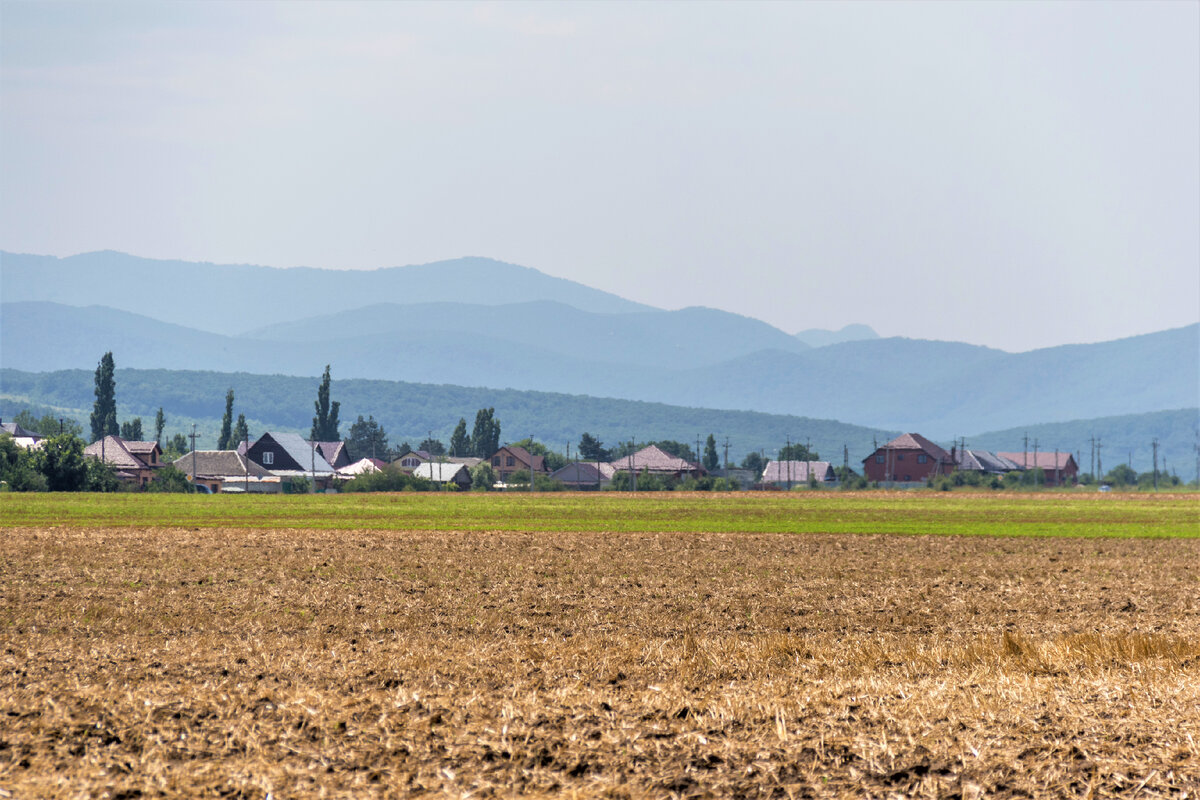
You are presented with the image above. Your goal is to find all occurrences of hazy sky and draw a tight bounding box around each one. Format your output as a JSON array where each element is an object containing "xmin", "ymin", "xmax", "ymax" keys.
[{"xmin": 3, "ymin": 1, "xmax": 1197, "ymax": 351}]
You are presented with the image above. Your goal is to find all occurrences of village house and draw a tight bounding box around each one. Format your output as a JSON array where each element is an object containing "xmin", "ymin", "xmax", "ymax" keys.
[
  {"xmin": 862, "ymin": 433, "xmax": 955, "ymax": 485},
  {"xmin": 413, "ymin": 461, "xmax": 472, "ymax": 490},
  {"xmin": 550, "ymin": 461, "xmax": 616, "ymax": 490},
  {"xmin": 312, "ymin": 440, "xmax": 351, "ymax": 471},
  {"xmin": 997, "ymin": 451, "xmax": 1079, "ymax": 486},
  {"xmin": 609, "ymin": 444, "xmax": 704, "ymax": 480},
  {"xmin": 395, "ymin": 450, "xmax": 431, "ymax": 471},
  {"xmin": 955, "ymin": 449, "xmax": 1022, "ymax": 477},
  {"xmin": 488, "ymin": 445, "xmax": 547, "ymax": 483},
  {"xmin": 761, "ymin": 460, "xmax": 836, "ymax": 488},
  {"xmin": 84, "ymin": 435, "xmax": 164, "ymax": 488},
  {"xmin": 245, "ymin": 431, "xmax": 337, "ymax": 490},
  {"xmin": 173, "ymin": 450, "xmax": 281, "ymax": 493}
]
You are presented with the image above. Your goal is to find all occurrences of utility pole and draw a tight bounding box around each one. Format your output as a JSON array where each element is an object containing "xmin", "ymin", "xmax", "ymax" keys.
[
  {"xmin": 631, "ymin": 438, "xmax": 637, "ymax": 493},
  {"xmin": 1096, "ymin": 437, "xmax": 1103, "ymax": 481},
  {"xmin": 1152, "ymin": 438, "xmax": 1159, "ymax": 491},
  {"xmin": 530, "ymin": 434, "xmax": 535, "ymax": 494},
  {"xmin": 786, "ymin": 436, "xmax": 792, "ymax": 490},
  {"xmin": 189, "ymin": 424, "xmax": 198, "ymax": 491},
  {"xmin": 244, "ymin": 429, "xmax": 249, "ymax": 493},
  {"xmin": 1090, "ymin": 436, "xmax": 1095, "ymax": 480},
  {"xmin": 1023, "ymin": 433, "xmax": 1029, "ymax": 470},
  {"xmin": 843, "ymin": 444, "xmax": 848, "ymax": 473},
  {"xmin": 723, "ymin": 437, "xmax": 730, "ymax": 471},
  {"xmin": 310, "ymin": 436, "xmax": 316, "ymax": 494},
  {"xmin": 1033, "ymin": 438, "xmax": 1039, "ymax": 487},
  {"xmin": 59, "ymin": 418, "xmax": 64, "ymax": 435}
]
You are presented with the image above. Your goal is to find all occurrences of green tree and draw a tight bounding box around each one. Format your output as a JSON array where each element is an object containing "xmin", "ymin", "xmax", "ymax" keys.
[
  {"xmin": 154, "ymin": 408, "xmax": 166, "ymax": 447},
  {"xmin": 655, "ymin": 440, "xmax": 697, "ymax": 462},
  {"xmin": 90, "ymin": 352, "xmax": 118, "ymax": 442},
  {"xmin": 449, "ymin": 418, "xmax": 470, "ymax": 457},
  {"xmin": 469, "ymin": 461, "xmax": 496, "ymax": 491},
  {"xmin": 145, "ymin": 465, "xmax": 194, "ymax": 493},
  {"xmin": 0, "ymin": 434, "xmax": 46, "ymax": 491},
  {"xmin": 347, "ymin": 415, "xmax": 388, "ymax": 461},
  {"xmin": 232, "ymin": 414, "xmax": 249, "ymax": 449},
  {"xmin": 740, "ymin": 451, "xmax": 765, "ymax": 479},
  {"xmin": 218, "ymin": 388, "xmax": 235, "ymax": 449},
  {"xmin": 13, "ymin": 411, "xmax": 81, "ymax": 438},
  {"xmin": 34, "ymin": 434, "xmax": 88, "ymax": 491},
  {"xmin": 578, "ymin": 432, "xmax": 610, "ymax": 462},
  {"xmin": 120, "ymin": 418, "xmax": 144, "ymax": 441},
  {"xmin": 703, "ymin": 434, "xmax": 719, "ymax": 472},
  {"xmin": 470, "ymin": 407, "xmax": 501, "ymax": 458},
  {"xmin": 85, "ymin": 458, "xmax": 122, "ymax": 492},
  {"xmin": 419, "ymin": 437, "xmax": 446, "ymax": 456},
  {"xmin": 1104, "ymin": 463, "xmax": 1138, "ymax": 487},
  {"xmin": 165, "ymin": 433, "xmax": 189, "ymax": 459},
  {"xmin": 311, "ymin": 365, "xmax": 341, "ymax": 441},
  {"xmin": 778, "ymin": 442, "xmax": 819, "ymax": 461}
]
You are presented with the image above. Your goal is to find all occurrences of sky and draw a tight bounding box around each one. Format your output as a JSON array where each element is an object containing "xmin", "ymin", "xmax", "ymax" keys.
[{"xmin": 2, "ymin": 1, "xmax": 1197, "ymax": 351}]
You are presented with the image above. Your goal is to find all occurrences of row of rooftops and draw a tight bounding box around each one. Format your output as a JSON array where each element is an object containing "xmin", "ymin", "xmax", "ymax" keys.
[{"xmin": 867, "ymin": 432, "xmax": 1078, "ymax": 472}]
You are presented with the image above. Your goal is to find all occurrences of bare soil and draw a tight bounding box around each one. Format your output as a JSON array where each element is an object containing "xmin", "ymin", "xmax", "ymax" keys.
[{"xmin": 1, "ymin": 527, "xmax": 1197, "ymax": 798}]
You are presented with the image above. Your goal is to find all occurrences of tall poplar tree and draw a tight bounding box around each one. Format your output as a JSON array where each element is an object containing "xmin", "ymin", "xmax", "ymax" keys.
[
  {"xmin": 470, "ymin": 407, "xmax": 500, "ymax": 458},
  {"xmin": 232, "ymin": 414, "xmax": 249, "ymax": 449},
  {"xmin": 449, "ymin": 418, "xmax": 470, "ymax": 457},
  {"xmin": 154, "ymin": 408, "xmax": 166, "ymax": 447},
  {"xmin": 90, "ymin": 352, "xmax": 118, "ymax": 442},
  {"xmin": 218, "ymin": 388, "xmax": 235, "ymax": 450},
  {"xmin": 703, "ymin": 434, "xmax": 719, "ymax": 472},
  {"xmin": 311, "ymin": 365, "xmax": 341, "ymax": 441}
]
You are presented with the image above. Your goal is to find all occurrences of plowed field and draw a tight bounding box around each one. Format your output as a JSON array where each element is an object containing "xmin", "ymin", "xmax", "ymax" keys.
[{"xmin": 1, "ymin": 499, "xmax": 1198, "ymax": 797}]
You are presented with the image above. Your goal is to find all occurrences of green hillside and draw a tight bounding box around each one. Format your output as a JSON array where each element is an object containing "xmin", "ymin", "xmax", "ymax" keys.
[{"xmin": 0, "ymin": 368, "xmax": 894, "ymax": 466}]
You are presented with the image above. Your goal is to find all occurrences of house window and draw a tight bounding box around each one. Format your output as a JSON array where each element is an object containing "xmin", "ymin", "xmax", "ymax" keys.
[
  {"xmin": 875, "ymin": 454, "xmax": 885, "ymax": 464},
  {"xmin": 896, "ymin": 454, "xmax": 904, "ymax": 461},
  {"xmin": 492, "ymin": 457, "xmax": 500, "ymax": 467},
  {"xmin": 917, "ymin": 454, "xmax": 928, "ymax": 464},
  {"xmin": 506, "ymin": 456, "xmax": 515, "ymax": 467},
  {"xmin": 263, "ymin": 452, "xmax": 274, "ymax": 465},
  {"xmin": 904, "ymin": 474, "xmax": 911, "ymax": 482}
]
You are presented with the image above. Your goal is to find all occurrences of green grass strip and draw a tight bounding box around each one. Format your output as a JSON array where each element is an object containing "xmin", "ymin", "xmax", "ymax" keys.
[{"xmin": 2, "ymin": 492, "xmax": 1197, "ymax": 538}]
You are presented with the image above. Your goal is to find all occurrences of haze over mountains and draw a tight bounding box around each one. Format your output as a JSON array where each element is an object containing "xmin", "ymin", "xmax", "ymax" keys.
[{"xmin": 2, "ymin": 250, "xmax": 1197, "ymax": 446}]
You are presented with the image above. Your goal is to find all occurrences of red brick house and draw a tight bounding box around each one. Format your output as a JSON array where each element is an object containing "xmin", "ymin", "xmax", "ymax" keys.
[{"xmin": 862, "ymin": 433, "xmax": 955, "ymax": 484}]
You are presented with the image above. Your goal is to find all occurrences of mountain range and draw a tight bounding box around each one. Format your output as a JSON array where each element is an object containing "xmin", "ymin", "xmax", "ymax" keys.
[{"xmin": 1, "ymin": 250, "xmax": 1197, "ymax": 447}]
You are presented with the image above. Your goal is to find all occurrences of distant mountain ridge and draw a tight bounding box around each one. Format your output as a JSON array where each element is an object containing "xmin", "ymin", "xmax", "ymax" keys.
[
  {"xmin": 0, "ymin": 250, "xmax": 655, "ymax": 335},
  {"xmin": 794, "ymin": 324, "xmax": 880, "ymax": 348},
  {"xmin": 2, "ymin": 301, "xmax": 1195, "ymax": 438}
]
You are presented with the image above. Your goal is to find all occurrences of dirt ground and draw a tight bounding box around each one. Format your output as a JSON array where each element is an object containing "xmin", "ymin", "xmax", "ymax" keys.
[{"xmin": 1, "ymin": 527, "xmax": 1197, "ymax": 798}]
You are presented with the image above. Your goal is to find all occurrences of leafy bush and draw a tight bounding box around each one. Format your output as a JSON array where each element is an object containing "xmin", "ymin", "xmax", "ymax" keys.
[
  {"xmin": 146, "ymin": 465, "xmax": 196, "ymax": 493},
  {"xmin": 340, "ymin": 465, "xmax": 433, "ymax": 493}
]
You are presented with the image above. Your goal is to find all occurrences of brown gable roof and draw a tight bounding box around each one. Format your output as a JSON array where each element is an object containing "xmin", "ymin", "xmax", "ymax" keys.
[
  {"xmin": 882, "ymin": 433, "xmax": 953, "ymax": 463},
  {"xmin": 174, "ymin": 451, "xmax": 274, "ymax": 479},
  {"xmin": 611, "ymin": 444, "xmax": 700, "ymax": 474},
  {"xmin": 495, "ymin": 445, "xmax": 545, "ymax": 472},
  {"xmin": 997, "ymin": 452, "xmax": 1076, "ymax": 471},
  {"xmin": 84, "ymin": 436, "xmax": 149, "ymax": 469}
]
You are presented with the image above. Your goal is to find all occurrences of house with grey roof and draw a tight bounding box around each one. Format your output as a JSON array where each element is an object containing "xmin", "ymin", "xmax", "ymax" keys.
[
  {"xmin": 761, "ymin": 460, "xmax": 836, "ymax": 488},
  {"xmin": 173, "ymin": 450, "xmax": 281, "ymax": 493},
  {"xmin": 412, "ymin": 461, "xmax": 472, "ymax": 490},
  {"xmin": 246, "ymin": 431, "xmax": 337, "ymax": 490},
  {"xmin": 551, "ymin": 461, "xmax": 616, "ymax": 490}
]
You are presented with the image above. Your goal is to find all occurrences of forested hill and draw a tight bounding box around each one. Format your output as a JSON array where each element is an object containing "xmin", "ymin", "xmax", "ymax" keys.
[{"xmin": 0, "ymin": 367, "xmax": 895, "ymax": 466}]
